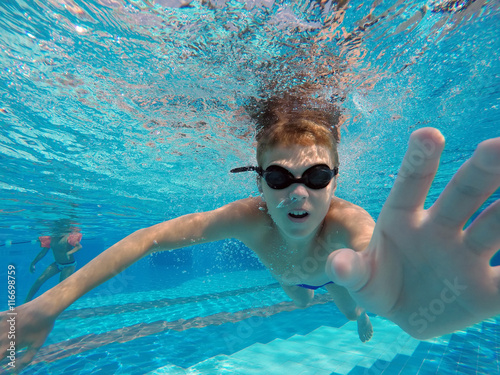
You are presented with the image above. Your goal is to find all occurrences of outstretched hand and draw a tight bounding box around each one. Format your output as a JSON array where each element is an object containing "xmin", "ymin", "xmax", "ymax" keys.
[
  {"xmin": 326, "ymin": 127, "xmax": 500, "ymax": 339},
  {"xmin": 0, "ymin": 301, "xmax": 56, "ymax": 373}
]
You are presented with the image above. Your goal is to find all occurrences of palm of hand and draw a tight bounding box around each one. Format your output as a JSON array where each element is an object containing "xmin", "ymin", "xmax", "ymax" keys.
[{"xmin": 328, "ymin": 128, "xmax": 500, "ymax": 339}]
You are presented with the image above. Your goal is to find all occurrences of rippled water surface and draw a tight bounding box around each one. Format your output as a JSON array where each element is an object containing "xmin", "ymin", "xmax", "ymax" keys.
[{"xmin": 1, "ymin": 0, "xmax": 499, "ymax": 240}]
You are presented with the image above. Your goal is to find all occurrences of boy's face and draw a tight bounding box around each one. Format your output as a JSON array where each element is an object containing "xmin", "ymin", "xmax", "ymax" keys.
[{"xmin": 260, "ymin": 144, "xmax": 337, "ymax": 242}]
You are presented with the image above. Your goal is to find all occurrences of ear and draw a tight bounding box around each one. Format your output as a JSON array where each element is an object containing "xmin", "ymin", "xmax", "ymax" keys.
[
  {"xmin": 331, "ymin": 177, "xmax": 338, "ymax": 196},
  {"xmin": 257, "ymin": 178, "xmax": 266, "ymax": 202}
]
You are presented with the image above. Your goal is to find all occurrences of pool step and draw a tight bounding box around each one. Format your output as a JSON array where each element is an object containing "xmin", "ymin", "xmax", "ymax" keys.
[{"xmin": 150, "ymin": 317, "xmax": 422, "ymax": 374}]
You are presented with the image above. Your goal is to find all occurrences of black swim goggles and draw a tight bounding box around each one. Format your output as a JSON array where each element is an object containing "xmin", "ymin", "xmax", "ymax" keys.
[{"xmin": 231, "ymin": 164, "xmax": 338, "ymax": 190}]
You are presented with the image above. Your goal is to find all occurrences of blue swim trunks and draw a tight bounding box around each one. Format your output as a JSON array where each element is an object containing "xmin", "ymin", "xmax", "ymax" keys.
[
  {"xmin": 56, "ymin": 261, "xmax": 76, "ymax": 271},
  {"xmin": 296, "ymin": 281, "xmax": 334, "ymax": 290}
]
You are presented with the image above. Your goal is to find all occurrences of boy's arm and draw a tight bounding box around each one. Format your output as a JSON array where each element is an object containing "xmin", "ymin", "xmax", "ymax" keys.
[
  {"xmin": 39, "ymin": 200, "xmax": 253, "ymax": 316},
  {"xmin": 30, "ymin": 248, "xmax": 49, "ymax": 272},
  {"xmin": 326, "ymin": 128, "xmax": 500, "ymax": 339},
  {"xmin": 0, "ymin": 199, "xmax": 258, "ymax": 370},
  {"xmin": 66, "ymin": 244, "xmax": 82, "ymax": 255}
]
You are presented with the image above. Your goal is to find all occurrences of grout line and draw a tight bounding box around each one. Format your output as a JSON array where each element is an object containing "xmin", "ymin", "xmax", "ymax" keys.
[
  {"xmin": 58, "ymin": 283, "xmax": 282, "ymax": 320},
  {"xmin": 33, "ymin": 293, "xmax": 334, "ymax": 365}
]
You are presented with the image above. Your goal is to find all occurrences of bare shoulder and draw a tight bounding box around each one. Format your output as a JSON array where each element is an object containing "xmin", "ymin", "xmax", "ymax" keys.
[
  {"xmin": 146, "ymin": 197, "xmax": 270, "ymax": 250},
  {"xmin": 326, "ymin": 197, "xmax": 374, "ymax": 222},
  {"xmin": 324, "ymin": 197, "xmax": 375, "ymax": 251},
  {"xmin": 208, "ymin": 197, "xmax": 271, "ymax": 240},
  {"xmin": 213, "ymin": 197, "xmax": 266, "ymax": 219}
]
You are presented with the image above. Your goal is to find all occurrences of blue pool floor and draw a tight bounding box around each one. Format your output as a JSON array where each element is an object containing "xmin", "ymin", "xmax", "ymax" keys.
[{"xmin": 22, "ymin": 271, "xmax": 500, "ymax": 375}]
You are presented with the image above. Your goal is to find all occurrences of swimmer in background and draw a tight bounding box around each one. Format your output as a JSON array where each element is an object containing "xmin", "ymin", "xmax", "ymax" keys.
[{"xmin": 25, "ymin": 231, "xmax": 82, "ymax": 303}]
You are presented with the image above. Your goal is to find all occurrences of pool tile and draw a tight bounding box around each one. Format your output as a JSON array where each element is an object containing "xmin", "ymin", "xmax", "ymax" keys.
[
  {"xmin": 32, "ymin": 280, "xmax": 500, "ymax": 375},
  {"xmin": 331, "ymin": 361, "xmax": 363, "ymax": 374},
  {"xmin": 232, "ymin": 340, "xmax": 297, "ymax": 363},
  {"xmin": 231, "ymin": 342, "xmax": 299, "ymax": 364},
  {"xmin": 379, "ymin": 354, "xmax": 409, "ymax": 374},
  {"xmin": 281, "ymin": 361, "xmax": 335, "ymax": 375},
  {"xmin": 418, "ymin": 358, "xmax": 441, "ymax": 374},
  {"xmin": 148, "ymin": 363, "xmax": 187, "ymax": 374},
  {"xmin": 347, "ymin": 366, "xmax": 370, "ymax": 375}
]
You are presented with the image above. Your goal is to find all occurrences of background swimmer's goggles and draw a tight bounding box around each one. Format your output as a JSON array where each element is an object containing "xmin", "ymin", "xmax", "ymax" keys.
[{"xmin": 231, "ymin": 164, "xmax": 338, "ymax": 190}]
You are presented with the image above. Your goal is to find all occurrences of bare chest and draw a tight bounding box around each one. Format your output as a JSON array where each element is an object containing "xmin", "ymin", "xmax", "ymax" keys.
[{"xmin": 245, "ymin": 231, "xmax": 340, "ymax": 286}]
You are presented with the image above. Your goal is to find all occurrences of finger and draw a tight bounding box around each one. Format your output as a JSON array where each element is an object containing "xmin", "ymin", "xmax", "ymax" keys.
[
  {"xmin": 0, "ymin": 319, "xmax": 12, "ymax": 362},
  {"xmin": 430, "ymin": 137, "xmax": 500, "ymax": 228},
  {"xmin": 15, "ymin": 346, "xmax": 40, "ymax": 372},
  {"xmin": 464, "ymin": 198, "xmax": 500, "ymax": 256},
  {"xmin": 385, "ymin": 128, "xmax": 445, "ymax": 211}
]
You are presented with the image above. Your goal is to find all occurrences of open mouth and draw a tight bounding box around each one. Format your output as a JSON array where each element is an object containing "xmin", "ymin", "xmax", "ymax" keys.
[{"xmin": 288, "ymin": 211, "xmax": 309, "ymax": 219}]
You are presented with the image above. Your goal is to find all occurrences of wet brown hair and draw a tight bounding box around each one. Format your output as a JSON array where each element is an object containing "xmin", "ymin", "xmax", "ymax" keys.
[{"xmin": 252, "ymin": 92, "xmax": 341, "ymax": 167}]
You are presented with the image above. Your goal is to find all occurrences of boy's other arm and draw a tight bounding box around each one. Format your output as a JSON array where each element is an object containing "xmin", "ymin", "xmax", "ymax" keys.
[
  {"xmin": 37, "ymin": 198, "xmax": 256, "ymax": 316},
  {"xmin": 0, "ymin": 198, "xmax": 259, "ymax": 370},
  {"xmin": 67, "ymin": 243, "xmax": 82, "ymax": 255},
  {"xmin": 30, "ymin": 248, "xmax": 49, "ymax": 273}
]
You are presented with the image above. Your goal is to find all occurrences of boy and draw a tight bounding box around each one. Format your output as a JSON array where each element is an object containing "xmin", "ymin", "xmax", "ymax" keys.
[
  {"xmin": 1, "ymin": 93, "xmax": 500, "ymax": 372},
  {"xmin": 25, "ymin": 231, "xmax": 83, "ymax": 302}
]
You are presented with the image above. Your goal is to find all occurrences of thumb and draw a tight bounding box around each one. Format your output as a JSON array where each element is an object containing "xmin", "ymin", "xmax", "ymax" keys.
[{"xmin": 325, "ymin": 248, "xmax": 370, "ymax": 292}]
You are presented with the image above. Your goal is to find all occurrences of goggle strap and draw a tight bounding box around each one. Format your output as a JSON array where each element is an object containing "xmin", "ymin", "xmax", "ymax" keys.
[
  {"xmin": 231, "ymin": 165, "xmax": 339, "ymax": 176},
  {"xmin": 230, "ymin": 166, "xmax": 263, "ymax": 174}
]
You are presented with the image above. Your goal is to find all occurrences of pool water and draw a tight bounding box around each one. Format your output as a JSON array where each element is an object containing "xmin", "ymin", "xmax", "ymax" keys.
[
  {"xmin": 15, "ymin": 268, "xmax": 500, "ymax": 374},
  {"xmin": 1, "ymin": 0, "xmax": 499, "ymax": 373}
]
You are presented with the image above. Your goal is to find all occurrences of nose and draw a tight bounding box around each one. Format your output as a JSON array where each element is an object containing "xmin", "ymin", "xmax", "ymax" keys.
[{"xmin": 289, "ymin": 183, "xmax": 308, "ymax": 200}]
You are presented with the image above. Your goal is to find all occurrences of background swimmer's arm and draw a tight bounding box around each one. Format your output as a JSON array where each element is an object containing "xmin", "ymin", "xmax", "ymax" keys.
[
  {"xmin": 30, "ymin": 247, "xmax": 49, "ymax": 272},
  {"xmin": 67, "ymin": 243, "xmax": 82, "ymax": 255}
]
